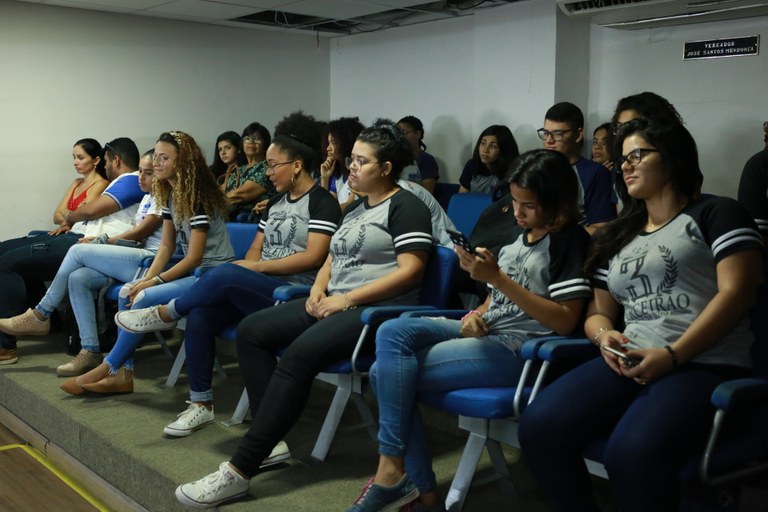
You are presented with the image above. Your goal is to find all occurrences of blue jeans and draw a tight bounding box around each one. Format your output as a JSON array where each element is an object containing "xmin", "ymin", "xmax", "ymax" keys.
[
  {"xmin": 35, "ymin": 243, "xmax": 155, "ymax": 353},
  {"xmin": 104, "ymin": 276, "xmax": 197, "ymax": 373},
  {"xmin": 165, "ymin": 263, "xmax": 287, "ymax": 402},
  {"xmin": 370, "ymin": 317, "xmax": 526, "ymax": 493},
  {"xmin": 518, "ymin": 357, "xmax": 749, "ymax": 512}
]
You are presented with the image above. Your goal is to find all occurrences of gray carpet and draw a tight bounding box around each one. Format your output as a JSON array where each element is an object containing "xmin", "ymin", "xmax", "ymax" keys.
[{"xmin": 0, "ymin": 330, "xmax": 615, "ymax": 511}]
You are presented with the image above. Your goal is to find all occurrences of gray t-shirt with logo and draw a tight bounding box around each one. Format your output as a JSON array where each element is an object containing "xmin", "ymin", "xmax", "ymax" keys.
[
  {"xmin": 483, "ymin": 224, "xmax": 592, "ymax": 346},
  {"xmin": 594, "ymin": 197, "xmax": 762, "ymax": 367},
  {"xmin": 259, "ymin": 184, "xmax": 341, "ymax": 285},
  {"xmin": 327, "ymin": 188, "xmax": 433, "ymax": 305},
  {"xmin": 162, "ymin": 199, "xmax": 233, "ymax": 270}
]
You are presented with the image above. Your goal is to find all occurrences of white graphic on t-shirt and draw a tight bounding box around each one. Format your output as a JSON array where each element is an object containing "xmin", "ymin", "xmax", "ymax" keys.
[{"xmin": 617, "ymin": 245, "xmax": 689, "ymax": 322}]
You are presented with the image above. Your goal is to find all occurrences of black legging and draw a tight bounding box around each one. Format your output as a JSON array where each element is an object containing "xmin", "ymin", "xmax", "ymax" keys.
[
  {"xmin": 230, "ymin": 298, "xmax": 373, "ymax": 476},
  {"xmin": 0, "ymin": 233, "xmax": 82, "ymax": 348}
]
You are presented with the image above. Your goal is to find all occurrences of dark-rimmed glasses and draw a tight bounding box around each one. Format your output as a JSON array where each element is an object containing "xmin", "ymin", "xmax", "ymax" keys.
[
  {"xmin": 617, "ymin": 148, "xmax": 660, "ymax": 167},
  {"xmin": 536, "ymin": 128, "xmax": 573, "ymax": 142},
  {"xmin": 265, "ymin": 160, "xmax": 295, "ymax": 173}
]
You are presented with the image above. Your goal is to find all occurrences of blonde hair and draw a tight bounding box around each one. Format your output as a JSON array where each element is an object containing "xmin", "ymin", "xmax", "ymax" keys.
[{"xmin": 152, "ymin": 131, "xmax": 227, "ymax": 223}]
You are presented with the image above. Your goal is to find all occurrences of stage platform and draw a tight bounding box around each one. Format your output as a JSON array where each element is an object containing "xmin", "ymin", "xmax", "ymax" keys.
[{"xmin": 0, "ymin": 330, "xmax": 612, "ymax": 511}]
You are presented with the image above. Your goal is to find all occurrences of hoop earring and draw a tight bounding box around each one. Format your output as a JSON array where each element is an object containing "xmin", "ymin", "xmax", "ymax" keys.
[{"xmin": 291, "ymin": 172, "xmax": 301, "ymax": 188}]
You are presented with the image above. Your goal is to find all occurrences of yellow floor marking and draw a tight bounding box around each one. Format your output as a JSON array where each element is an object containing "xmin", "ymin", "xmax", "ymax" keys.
[{"xmin": 0, "ymin": 443, "xmax": 111, "ymax": 511}]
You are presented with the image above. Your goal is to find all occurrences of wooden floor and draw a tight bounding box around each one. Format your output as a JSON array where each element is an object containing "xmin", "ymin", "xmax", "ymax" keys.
[{"xmin": 0, "ymin": 423, "xmax": 103, "ymax": 512}]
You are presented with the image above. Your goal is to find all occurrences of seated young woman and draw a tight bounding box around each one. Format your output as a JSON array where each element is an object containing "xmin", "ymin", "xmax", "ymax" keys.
[
  {"xmin": 213, "ymin": 128, "xmax": 276, "ymax": 221},
  {"xmin": 345, "ymin": 149, "xmax": 593, "ymax": 512},
  {"xmin": 319, "ymin": 116, "xmax": 365, "ymax": 210},
  {"xmin": 398, "ymin": 115, "xmax": 440, "ymax": 194},
  {"xmin": 458, "ymin": 124, "xmax": 519, "ymax": 195},
  {"xmin": 173, "ymin": 120, "xmax": 433, "ymax": 509},
  {"xmin": 0, "ymin": 151, "xmax": 162, "ymax": 376},
  {"xmin": 114, "ymin": 112, "xmax": 341, "ymax": 438},
  {"xmin": 59, "ymin": 131, "xmax": 233, "ymax": 396},
  {"xmin": 53, "ymin": 139, "xmax": 110, "ymax": 230},
  {"xmin": 518, "ymin": 119, "xmax": 763, "ymax": 512}
]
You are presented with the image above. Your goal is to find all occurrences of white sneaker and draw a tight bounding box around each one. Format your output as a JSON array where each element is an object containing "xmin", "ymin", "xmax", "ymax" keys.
[
  {"xmin": 175, "ymin": 462, "xmax": 250, "ymax": 509},
  {"xmin": 260, "ymin": 440, "xmax": 291, "ymax": 468},
  {"xmin": 114, "ymin": 305, "xmax": 177, "ymax": 333},
  {"xmin": 164, "ymin": 402, "xmax": 215, "ymax": 437}
]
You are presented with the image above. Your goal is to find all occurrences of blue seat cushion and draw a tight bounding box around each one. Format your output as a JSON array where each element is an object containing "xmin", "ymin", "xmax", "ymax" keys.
[
  {"xmin": 419, "ymin": 387, "xmax": 527, "ymax": 419},
  {"xmin": 105, "ymin": 284, "xmax": 122, "ymax": 302}
]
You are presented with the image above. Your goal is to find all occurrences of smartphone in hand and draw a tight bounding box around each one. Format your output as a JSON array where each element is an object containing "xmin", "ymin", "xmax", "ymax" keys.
[
  {"xmin": 446, "ymin": 229, "xmax": 477, "ymax": 255},
  {"xmin": 602, "ymin": 345, "xmax": 640, "ymax": 368}
]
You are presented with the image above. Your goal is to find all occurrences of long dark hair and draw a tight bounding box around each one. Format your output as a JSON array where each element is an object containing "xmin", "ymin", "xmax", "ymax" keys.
[
  {"xmin": 75, "ymin": 138, "xmax": 107, "ymax": 180},
  {"xmin": 471, "ymin": 125, "xmax": 519, "ymax": 178},
  {"xmin": 210, "ymin": 131, "xmax": 246, "ymax": 177},
  {"xmin": 507, "ymin": 149, "xmax": 581, "ymax": 230},
  {"xmin": 585, "ymin": 118, "xmax": 699, "ymax": 274}
]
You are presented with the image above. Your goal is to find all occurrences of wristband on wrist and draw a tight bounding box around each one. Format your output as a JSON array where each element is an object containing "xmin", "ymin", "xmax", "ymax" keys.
[
  {"xmin": 664, "ymin": 345, "xmax": 679, "ymax": 367},
  {"xmin": 342, "ymin": 293, "xmax": 356, "ymax": 311},
  {"xmin": 593, "ymin": 327, "xmax": 609, "ymax": 345},
  {"xmin": 461, "ymin": 310, "xmax": 480, "ymax": 322},
  {"xmin": 153, "ymin": 275, "xmax": 165, "ymax": 285}
]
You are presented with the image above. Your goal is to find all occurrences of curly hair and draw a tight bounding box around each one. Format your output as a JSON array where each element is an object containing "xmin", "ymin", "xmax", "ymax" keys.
[
  {"xmin": 272, "ymin": 111, "xmax": 323, "ymax": 174},
  {"xmin": 152, "ymin": 131, "xmax": 227, "ymax": 224},
  {"xmin": 322, "ymin": 116, "xmax": 365, "ymax": 180}
]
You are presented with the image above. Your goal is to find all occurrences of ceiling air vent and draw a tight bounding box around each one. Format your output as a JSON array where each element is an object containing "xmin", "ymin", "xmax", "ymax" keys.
[{"xmin": 556, "ymin": 0, "xmax": 768, "ymax": 29}]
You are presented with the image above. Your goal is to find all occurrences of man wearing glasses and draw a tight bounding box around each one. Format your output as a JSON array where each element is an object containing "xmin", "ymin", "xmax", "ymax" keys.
[{"xmin": 538, "ymin": 102, "xmax": 616, "ymax": 234}]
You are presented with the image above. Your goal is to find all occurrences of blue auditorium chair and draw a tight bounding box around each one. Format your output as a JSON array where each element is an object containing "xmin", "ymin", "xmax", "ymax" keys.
[
  {"xmin": 224, "ymin": 245, "xmax": 459, "ymax": 462},
  {"xmin": 532, "ymin": 286, "xmax": 768, "ymax": 510},
  {"xmin": 446, "ymin": 193, "xmax": 492, "ymax": 239}
]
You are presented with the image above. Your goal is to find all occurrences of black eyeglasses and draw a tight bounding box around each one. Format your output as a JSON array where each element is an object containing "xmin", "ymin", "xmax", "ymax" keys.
[
  {"xmin": 617, "ymin": 148, "xmax": 660, "ymax": 167},
  {"xmin": 265, "ymin": 160, "xmax": 296, "ymax": 173},
  {"xmin": 536, "ymin": 128, "xmax": 573, "ymax": 142}
]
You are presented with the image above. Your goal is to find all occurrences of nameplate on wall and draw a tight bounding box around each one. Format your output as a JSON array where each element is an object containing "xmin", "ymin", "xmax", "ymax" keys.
[{"xmin": 684, "ymin": 35, "xmax": 759, "ymax": 60}]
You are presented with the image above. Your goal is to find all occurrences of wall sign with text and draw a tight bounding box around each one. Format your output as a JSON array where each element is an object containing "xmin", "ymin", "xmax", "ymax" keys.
[{"xmin": 684, "ymin": 35, "xmax": 759, "ymax": 60}]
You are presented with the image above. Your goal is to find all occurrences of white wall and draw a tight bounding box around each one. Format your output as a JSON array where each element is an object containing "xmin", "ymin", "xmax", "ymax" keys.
[
  {"xmin": 0, "ymin": 0, "xmax": 329, "ymax": 240},
  {"xmin": 329, "ymin": 0, "xmax": 560, "ymax": 183},
  {"xmin": 2, "ymin": 0, "xmax": 764, "ymax": 242},
  {"xmin": 587, "ymin": 16, "xmax": 768, "ymax": 198}
]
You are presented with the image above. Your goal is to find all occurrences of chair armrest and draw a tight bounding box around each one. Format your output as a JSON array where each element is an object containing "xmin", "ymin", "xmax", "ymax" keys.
[
  {"xmin": 520, "ymin": 336, "xmax": 570, "ymax": 360},
  {"xmin": 360, "ymin": 306, "xmax": 436, "ymax": 324},
  {"xmin": 272, "ymin": 285, "xmax": 312, "ymax": 303},
  {"xmin": 400, "ymin": 309, "xmax": 468, "ymax": 320},
  {"xmin": 711, "ymin": 378, "xmax": 768, "ymax": 411},
  {"xmin": 537, "ymin": 337, "xmax": 598, "ymax": 362}
]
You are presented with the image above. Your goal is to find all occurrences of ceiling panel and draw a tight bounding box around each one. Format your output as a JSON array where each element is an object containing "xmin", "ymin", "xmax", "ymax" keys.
[
  {"xmin": 32, "ymin": 0, "xmax": 170, "ymax": 9},
  {"xmin": 144, "ymin": 0, "xmax": 260, "ymax": 19},
  {"xmin": 12, "ymin": 0, "xmax": 519, "ymax": 35},
  {"xmin": 277, "ymin": 0, "xmax": 393, "ymax": 20},
  {"xmin": 212, "ymin": 0, "xmax": 301, "ymax": 8}
]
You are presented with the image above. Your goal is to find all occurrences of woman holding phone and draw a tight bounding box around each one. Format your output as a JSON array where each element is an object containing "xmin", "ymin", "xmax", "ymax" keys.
[
  {"xmin": 519, "ymin": 119, "xmax": 763, "ymax": 512},
  {"xmin": 346, "ymin": 149, "xmax": 592, "ymax": 512}
]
